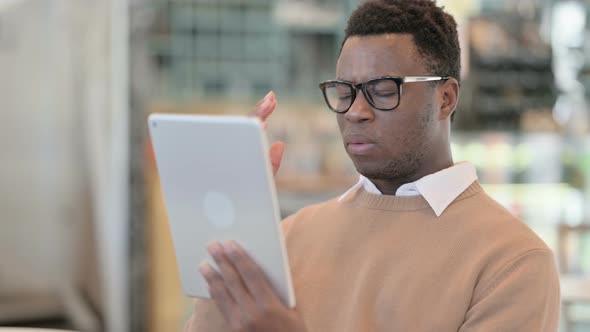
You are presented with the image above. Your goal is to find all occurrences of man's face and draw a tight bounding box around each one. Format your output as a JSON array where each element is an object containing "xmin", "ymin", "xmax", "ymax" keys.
[{"xmin": 336, "ymin": 34, "xmax": 442, "ymax": 182}]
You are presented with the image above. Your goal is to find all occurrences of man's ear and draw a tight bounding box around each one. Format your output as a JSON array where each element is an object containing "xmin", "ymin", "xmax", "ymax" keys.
[{"xmin": 439, "ymin": 78, "xmax": 459, "ymax": 120}]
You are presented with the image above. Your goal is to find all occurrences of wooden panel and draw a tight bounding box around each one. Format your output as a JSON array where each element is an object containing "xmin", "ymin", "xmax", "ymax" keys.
[{"xmin": 146, "ymin": 161, "xmax": 193, "ymax": 332}]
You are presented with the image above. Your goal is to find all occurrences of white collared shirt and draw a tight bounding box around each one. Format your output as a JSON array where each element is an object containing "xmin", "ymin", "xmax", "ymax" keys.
[{"xmin": 339, "ymin": 162, "xmax": 478, "ymax": 217}]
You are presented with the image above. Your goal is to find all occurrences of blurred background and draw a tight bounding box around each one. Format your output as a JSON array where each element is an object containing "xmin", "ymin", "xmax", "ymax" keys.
[{"xmin": 1, "ymin": 0, "xmax": 590, "ymax": 331}]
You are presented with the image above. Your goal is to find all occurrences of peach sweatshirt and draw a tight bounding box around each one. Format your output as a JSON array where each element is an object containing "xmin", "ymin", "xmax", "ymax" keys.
[{"xmin": 186, "ymin": 182, "xmax": 560, "ymax": 331}]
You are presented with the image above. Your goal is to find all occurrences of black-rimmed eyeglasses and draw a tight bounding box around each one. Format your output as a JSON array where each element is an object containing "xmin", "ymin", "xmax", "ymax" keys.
[{"xmin": 318, "ymin": 76, "xmax": 449, "ymax": 113}]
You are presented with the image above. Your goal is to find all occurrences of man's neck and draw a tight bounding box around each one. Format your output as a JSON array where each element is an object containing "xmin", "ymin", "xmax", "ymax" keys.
[{"xmin": 369, "ymin": 157, "xmax": 454, "ymax": 195}]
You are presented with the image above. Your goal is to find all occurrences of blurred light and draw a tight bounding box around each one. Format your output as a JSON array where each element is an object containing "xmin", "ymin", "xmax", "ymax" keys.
[
  {"xmin": 436, "ymin": 0, "xmax": 480, "ymax": 19},
  {"xmin": 274, "ymin": 2, "xmax": 342, "ymax": 32},
  {"xmin": 552, "ymin": 1, "xmax": 586, "ymax": 48}
]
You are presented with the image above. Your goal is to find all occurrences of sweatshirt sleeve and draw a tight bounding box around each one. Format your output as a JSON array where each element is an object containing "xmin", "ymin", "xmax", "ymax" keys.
[{"xmin": 458, "ymin": 249, "xmax": 560, "ymax": 332}]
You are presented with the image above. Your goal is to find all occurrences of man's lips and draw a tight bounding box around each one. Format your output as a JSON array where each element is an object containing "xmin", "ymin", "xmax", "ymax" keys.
[
  {"xmin": 345, "ymin": 135, "xmax": 376, "ymax": 155},
  {"xmin": 348, "ymin": 143, "xmax": 375, "ymax": 154}
]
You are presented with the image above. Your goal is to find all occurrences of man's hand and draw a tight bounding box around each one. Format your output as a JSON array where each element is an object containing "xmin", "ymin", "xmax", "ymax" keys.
[
  {"xmin": 252, "ymin": 91, "xmax": 285, "ymax": 176},
  {"xmin": 200, "ymin": 241, "xmax": 307, "ymax": 332},
  {"xmin": 198, "ymin": 93, "xmax": 302, "ymax": 332}
]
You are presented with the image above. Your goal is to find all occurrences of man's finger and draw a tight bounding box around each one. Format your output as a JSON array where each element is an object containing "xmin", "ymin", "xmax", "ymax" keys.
[
  {"xmin": 207, "ymin": 242, "xmax": 257, "ymax": 309},
  {"xmin": 223, "ymin": 241, "xmax": 279, "ymax": 305},
  {"xmin": 249, "ymin": 95, "xmax": 269, "ymax": 118},
  {"xmin": 269, "ymin": 141, "xmax": 285, "ymax": 176},
  {"xmin": 251, "ymin": 91, "xmax": 276, "ymax": 122},
  {"xmin": 199, "ymin": 263, "xmax": 240, "ymax": 324},
  {"xmin": 254, "ymin": 91, "xmax": 271, "ymax": 109},
  {"xmin": 256, "ymin": 98, "xmax": 276, "ymax": 122}
]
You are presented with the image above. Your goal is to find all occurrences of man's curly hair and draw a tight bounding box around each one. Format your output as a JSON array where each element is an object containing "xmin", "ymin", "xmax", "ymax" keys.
[{"xmin": 342, "ymin": 0, "xmax": 461, "ymax": 82}]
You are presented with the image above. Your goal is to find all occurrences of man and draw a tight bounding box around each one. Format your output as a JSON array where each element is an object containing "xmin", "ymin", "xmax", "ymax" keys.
[{"xmin": 187, "ymin": 1, "xmax": 560, "ymax": 331}]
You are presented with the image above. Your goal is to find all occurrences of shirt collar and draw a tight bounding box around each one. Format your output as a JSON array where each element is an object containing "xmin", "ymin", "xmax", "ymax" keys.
[{"xmin": 339, "ymin": 162, "xmax": 478, "ymax": 217}]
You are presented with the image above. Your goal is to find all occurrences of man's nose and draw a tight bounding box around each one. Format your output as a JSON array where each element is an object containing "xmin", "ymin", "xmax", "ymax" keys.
[{"xmin": 344, "ymin": 91, "xmax": 375, "ymax": 123}]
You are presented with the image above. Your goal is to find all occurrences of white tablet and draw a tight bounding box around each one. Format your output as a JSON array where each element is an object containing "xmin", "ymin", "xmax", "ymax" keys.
[{"xmin": 148, "ymin": 113, "xmax": 295, "ymax": 307}]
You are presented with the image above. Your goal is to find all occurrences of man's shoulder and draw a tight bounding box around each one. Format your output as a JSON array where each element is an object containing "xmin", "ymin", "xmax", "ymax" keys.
[
  {"xmin": 443, "ymin": 189, "xmax": 557, "ymax": 303},
  {"xmin": 281, "ymin": 197, "xmax": 340, "ymax": 223},
  {"xmin": 465, "ymin": 190, "xmax": 548, "ymax": 248},
  {"xmin": 449, "ymin": 189, "xmax": 552, "ymax": 269},
  {"xmin": 280, "ymin": 196, "xmax": 344, "ymax": 235}
]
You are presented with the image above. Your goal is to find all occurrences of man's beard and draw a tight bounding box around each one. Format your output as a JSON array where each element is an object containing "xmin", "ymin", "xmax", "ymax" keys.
[
  {"xmin": 355, "ymin": 104, "xmax": 433, "ymax": 184},
  {"xmin": 355, "ymin": 146, "xmax": 427, "ymax": 184}
]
